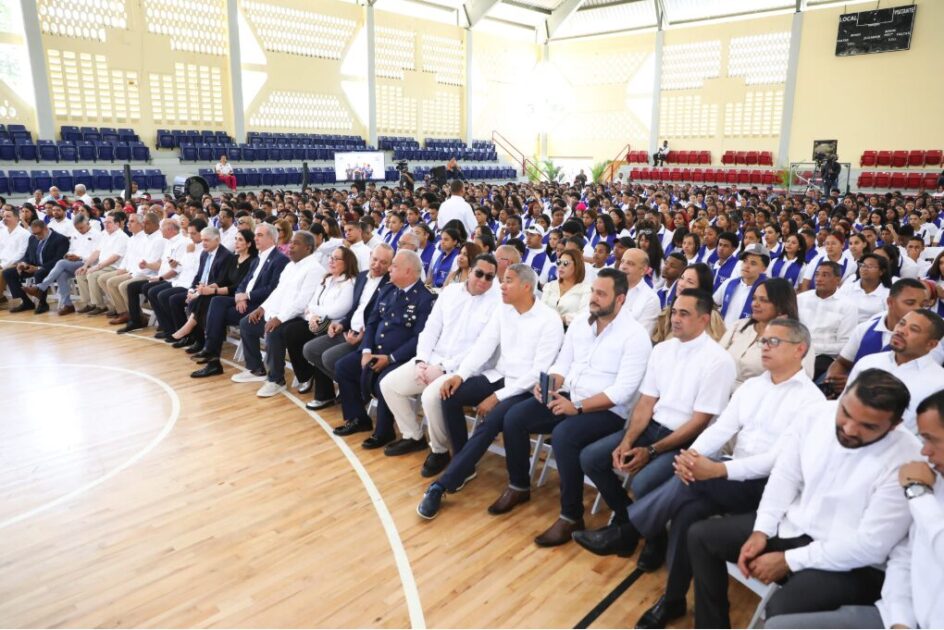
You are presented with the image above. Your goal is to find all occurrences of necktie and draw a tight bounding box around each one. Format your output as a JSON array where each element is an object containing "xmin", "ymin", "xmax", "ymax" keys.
[
  {"xmin": 200, "ymin": 252, "xmax": 214, "ymax": 284},
  {"xmin": 36, "ymin": 238, "xmax": 46, "ymax": 262}
]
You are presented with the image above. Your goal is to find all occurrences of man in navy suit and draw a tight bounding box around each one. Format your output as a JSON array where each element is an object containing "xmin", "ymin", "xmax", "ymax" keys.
[
  {"xmin": 4, "ymin": 219, "xmax": 70, "ymax": 314},
  {"xmin": 191, "ymin": 223, "xmax": 289, "ymax": 378},
  {"xmin": 333, "ymin": 249, "xmax": 435, "ymax": 449},
  {"xmin": 157, "ymin": 223, "xmax": 233, "ymax": 347}
]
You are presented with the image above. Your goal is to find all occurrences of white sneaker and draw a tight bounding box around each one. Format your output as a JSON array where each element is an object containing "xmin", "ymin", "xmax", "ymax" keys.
[
  {"xmin": 231, "ymin": 370, "xmax": 266, "ymax": 383},
  {"xmin": 256, "ymin": 381, "xmax": 286, "ymax": 398}
]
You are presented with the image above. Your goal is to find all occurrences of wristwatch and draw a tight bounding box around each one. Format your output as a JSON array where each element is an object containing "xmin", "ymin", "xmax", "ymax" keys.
[
  {"xmin": 573, "ymin": 399, "xmax": 584, "ymax": 415},
  {"xmin": 647, "ymin": 445, "xmax": 658, "ymax": 459},
  {"xmin": 904, "ymin": 482, "xmax": 932, "ymax": 500}
]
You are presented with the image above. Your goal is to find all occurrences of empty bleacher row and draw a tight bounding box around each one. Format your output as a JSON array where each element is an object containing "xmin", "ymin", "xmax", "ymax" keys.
[
  {"xmin": 384, "ymin": 136, "xmax": 498, "ymax": 162},
  {"xmin": 0, "ymin": 125, "xmax": 151, "ymax": 163},
  {"xmin": 0, "ymin": 168, "xmax": 166, "ymax": 195},
  {"xmin": 196, "ymin": 164, "xmax": 517, "ymax": 188},
  {"xmin": 176, "ymin": 131, "xmax": 372, "ymax": 163},
  {"xmin": 631, "ymin": 166, "xmax": 781, "ymax": 186},
  {"xmin": 625, "ymin": 149, "xmax": 775, "ymax": 167},
  {"xmin": 859, "ymin": 149, "xmax": 942, "ymax": 168},
  {"xmin": 856, "ymin": 171, "xmax": 941, "ymax": 190}
]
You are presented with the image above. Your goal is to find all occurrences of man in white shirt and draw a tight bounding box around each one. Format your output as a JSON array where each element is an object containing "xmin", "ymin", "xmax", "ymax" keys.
[
  {"xmin": 618, "ymin": 248, "xmax": 661, "ymax": 335},
  {"xmin": 437, "ymin": 180, "xmax": 476, "ymax": 240},
  {"xmin": 797, "ymin": 260, "xmax": 859, "ymax": 380},
  {"xmin": 522, "ymin": 225, "xmax": 552, "ymax": 285},
  {"xmin": 714, "ymin": 243, "xmax": 770, "ymax": 329},
  {"xmin": 217, "ymin": 208, "xmax": 237, "ymax": 252},
  {"xmin": 43, "ymin": 201, "xmax": 76, "ymax": 239},
  {"xmin": 25, "ymin": 214, "xmax": 101, "ymax": 315},
  {"xmin": 361, "ymin": 219, "xmax": 383, "ymax": 251},
  {"xmin": 231, "ymin": 231, "xmax": 325, "ymax": 395},
  {"xmin": 105, "ymin": 212, "xmax": 164, "ymax": 324},
  {"xmin": 99, "ymin": 212, "xmax": 150, "ymax": 317},
  {"xmin": 378, "ymin": 253, "xmax": 500, "ymax": 475},
  {"xmin": 505, "ymin": 269, "xmax": 653, "ymax": 547},
  {"xmin": 576, "ymin": 319, "xmax": 824, "ymax": 628},
  {"xmin": 72, "ymin": 184, "xmax": 93, "ymax": 207},
  {"xmin": 342, "ymin": 219, "xmax": 371, "ymax": 272},
  {"xmin": 75, "ymin": 212, "xmax": 128, "ymax": 313},
  {"xmin": 766, "ymin": 389, "xmax": 944, "ymax": 629},
  {"xmin": 688, "ymin": 369, "xmax": 922, "ymax": 628},
  {"xmin": 579, "ymin": 289, "xmax": 737, "ymax": 569},
  {"xmin": 417, "ymin": 264, "xmax": 564, "ymax": 519},
  {"xmin": 846, "ymin": 309, "xmax": 944, "ymax": 433},
  {"xmin": 0, "ymin": 206, "xmax": 30, "ymax": 303}
]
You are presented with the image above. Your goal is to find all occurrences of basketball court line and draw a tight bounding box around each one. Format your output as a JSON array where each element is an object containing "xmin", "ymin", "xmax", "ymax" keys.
[
  {"xmin": 0, "ymin": 361, "xmax": 181, "ymax": 531},
  {"xmin": 0, "ymin": 319, "xmax": 427, "ymax": 629}
]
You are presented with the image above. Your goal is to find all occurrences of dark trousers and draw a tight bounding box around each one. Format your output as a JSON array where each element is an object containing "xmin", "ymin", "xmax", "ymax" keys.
[
  {"xmin": 3, "ymin": 266, "xmax": 49, "ymax": 300},
  {"xmin": 204, "ymin": 296, "xmax": 258, "ymax": 356},
  {"xmin": 185, "ymin": 293, "xmax": 215, "ymax": 340},
  {"xmin": 238, "ymin": 313, "xmax": 268, "ymax": 373},
  {"xmin": 628, "ymin": 475, "xmax": 767, "ymax": 603},
  {"xmin": 303, "ymin": 334, "xmax": 355, "ymax": 401},
  {"xmin": 262, "ymin": 316, "xmax": 305, "ymax": 384},
  {"xmin": 503, "ymin": 397, "xmax": 624, "ymax": 520},
  {"xmin": 688, "ymin": 512, "xmax": 885, "ymax": 628},
  {"xmin": 167, "ymin": 289, "xmax": 190, "ymax": 333},
  {"xmin": 128, "ymin": 279, "xmax": 168, "ymax": 322},
  {"xmin": 149, "ymin": 284, "xmax": 187, "ymax": 333},
  {"xmin": 440, "ymin": 375, "xmax": 503, "ymax": 455},
  {"xmin": 279, "ymin": 318, "xmax": 318, "ymax": 383},
  {"xmin": 334, "ymin": 350, "xmax": 400, "ymax": 437}
]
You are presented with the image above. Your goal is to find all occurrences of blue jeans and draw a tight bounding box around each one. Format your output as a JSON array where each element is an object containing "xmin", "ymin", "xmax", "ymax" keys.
[
  {"xmin": 579, "ymin": 420, "xmax": 677, "ymax": 522},
  {"xmin": 36, "ymin": 259, "xmax": 84, "ymax": 305}
]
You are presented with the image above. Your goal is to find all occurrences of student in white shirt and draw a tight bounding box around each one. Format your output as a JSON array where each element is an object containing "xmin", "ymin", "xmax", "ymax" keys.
[
  {"xmin": 846, "ymin": 309, "xmax": 944, "ymax": 433},
  {"xmin": 837, "ymin": 253, "xmax": 892, "ymax": 323},
  {"xmin": 379, "ymin": 254, "xmax": 500, "ymax": 476},
  {"xmin": 618, "ymin": 247, "xmax": 662, "ymax": 335},
  {"xmin": 797, "ymin": 260, "xmax": 859, "ymax": 380},
  {"xmin": 688, "ymin": 369, "xmax": 922, "ymax": 628},
  {"xmin": 437, "ymin": 180, "xmax": 476, "ymax": 240},
  {"xmin": 575, "ymin": 319, "xmax": 824, "ymax": 629},
  {"xmin": 417, "ymin": 264, "xmax": 564, "ymax": 519},
  {"xmin": 580, "ymin": 290, "xmax": 737, "ymax": 568},
  {"xmin": 713, "ymin": 243, "xmax": 769, "ymax": 329},
  {"xmin": 342, "ymin": 219, "xmax": 371, "ymax": 272},
  {"xmin": 800, "ymin": 231, "xmax": 856, "ymax": 292}
]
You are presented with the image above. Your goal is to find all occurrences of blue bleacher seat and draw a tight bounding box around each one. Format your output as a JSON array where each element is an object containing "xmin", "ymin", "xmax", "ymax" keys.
[
  {"xmin": 131, "ymin": 169, "xmax": 147, "ymax": 190},
  {"xmin": 0, "ymin": 170, "xmax": 8, "ymax": 194},
  {"xmin": 76, "ymin": 141, "xmax": 96, "ymax": 162},
  {"xmin": 110, "ymin": 169, "xmax": 124, "ymax": 190},
  {"xmin": 96, "ymin": 142, "xmax": 114, "ymax": 162},
  {"xmin": 180, "ymin": 144, "xmax": 197, "ymax": 161},
  {"xmin": 131, "ymin": 142, "xmax": 150, "ymax": 161},
  {"xmin": 61, "ymin": 125, "xmax": 82, "ymax": 143},
  {"xmin": 272, "ymin": 167, "xmax": 287, "ymax": 186},
  {"xmin": 197, "ymin": 144, "xmax": 213, "ymax": 162},
  {"xmin": 0, "ymin": 139, "xmax": 14, "ymax": 161},
  {"xmin": 118, "ymin": 128, "xmax": 138, "ymax": 143},
  {"xmin": 227, "ymin": 146, "xmax": 242, "ymax": 161},
  {"xmin": 100, "ymin": 128, "xmax": 118, "ymax": 143},
  {"xmin": 16, "ymin": 140, "xmax": 37, "ymax": 162},
  {"xmin": 243, "ymin": 167, "xmax": 261, "ymax": 187},
  {"xmin": 73, "ymin": 168, "xmax": 93, "ymax": 191},
  {"xmin": 114, "ymin": 142, "xmax": 130, "ymax": 162},
  {"xmin": 10, "ymin": 169, "xmax": 30, "ymax": 193},
  {"xmin": 267, "ymin": 146, "xmax": 282, "ymax": 161},
  {"xmin": 157, "ymin": 129, "xmax": 174, "ymax": 149},
  {"xmin": 58, "ymin": 143, "xmax": 77, "ymax": 162},
  {"xmin": 31, "ymin": 169, "xmax": 52, "ymax": 191},
  {"xmin": 37, "ymin": 140, "xmax": 58, "ymax": 162},
  {"xmin": 92, "ymin": 169, "xmax": 111, "ymax": 191},
  {"xmin": 285, "ymin": 167, "xmax": 301, "ymax": 186},
  {"xmin": 258, "ymin": 167, "xmax": 274, "ymax": 186},
  {"xmin": 198, "ymin": 168, "xmax": 218, "ymax": 188},
  {"xmin": 52, "ymin": 169, "xmax": 73, "ymax": 191},
  {"xmin": 145, "ymin": 169, "xmax": 165, "ymax": 191}
]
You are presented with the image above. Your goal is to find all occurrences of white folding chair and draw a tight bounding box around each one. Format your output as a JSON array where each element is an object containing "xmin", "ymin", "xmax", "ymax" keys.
[{"xmin": 726, "ymin": 562, "xmax": 779, "ymax": 629}]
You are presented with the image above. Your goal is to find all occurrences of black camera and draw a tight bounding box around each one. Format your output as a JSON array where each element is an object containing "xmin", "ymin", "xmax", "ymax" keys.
[{"xmin": 396, "ymin": 160, "xmax": 409, "ymax": 173}]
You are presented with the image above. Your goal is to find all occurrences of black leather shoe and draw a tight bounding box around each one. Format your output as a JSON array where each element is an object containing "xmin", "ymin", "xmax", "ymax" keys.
[
  {"xmin": 637, "ymin": 531, "xmax": 668, "ymax": 572},
  {"xmin": 384, "ymin": 437, "xmax": 428, "ymax": 456},
  {"xmin": 191, "ymin": 349, "xmax": 212, "ymax": 360},
  {"xmin": 154, "ymin": 331, "xmax": 168, "ymax": 339},
  {"xmin": 190, "ymin": 360, "xmax": 223, "ymax": 378},
  {"xmin": 172, "ymin": 336, "xmax": 193, "ymax": 348},
  {"xmin": 421, "ymin": 451, "xmax": 451, "ymax": 477},
  {"xmin": 635, "ymin": 596, "xmax": 686, "ymax": 629},
  {"xmin": 34, "ymin": 302, "xmax": 50, "ymax": 314},
  {"xmin": 333, "ymin": 419, "xmax": 372, "ymax": 436},
  {"xmin": 185, "ymin": 341, "xmax": 205, "ymax": 354},
  {"xmin": 363, "ymin": 434, "xmax": 395, "ymax": 449},
  {"xmin": 571, "ymin": 523, "xmax": 640, "ymax": 558},
  {"xmin": 193, "ymin": 354, "xmax": 219, "ymax": 365},
  {"xmin": 11, "ymin": 300, "xmax": 35, "ymax": 313}
]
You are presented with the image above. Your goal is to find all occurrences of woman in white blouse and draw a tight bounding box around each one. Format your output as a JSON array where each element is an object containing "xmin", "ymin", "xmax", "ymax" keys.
[
  {"xmin": 541, "ymin": 248, "xmax": 590, "ymax": 327},
  {"xmin": 215, "ymin": 154, "xmax": 237, "ymax": 191},
  {"xmin": 719, "ymin": 277, "xmax": 815, "ymax": 389},
  {"xmin": 837, "ymin": 252, "xmax": 892, "ymax": 323},
  {"xmin": 279, "ymin": 246, "xmax": 358, "ymax": 394}
]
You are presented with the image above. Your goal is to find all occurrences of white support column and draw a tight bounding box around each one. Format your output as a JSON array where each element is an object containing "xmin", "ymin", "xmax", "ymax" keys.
[
  {"xmin": 226, "ymin": 0, "xmax": 246, "ymax": 143},
  {"xmin": 465, "ymin": 29, "xmax": 473, "ymax": 144},
  {"xmin": 648, "ymin": 29, "xmax": 664, "ymax": 156},
  {"xmin": 778, "ymin": 10, "xmax": 804, "ymax": 167},
  {"xmin": 19, "ymin": 0, "xmax": 54, "ymax": 139},
  {"xmin": 366, "ymin": 2, "xmax": 378, "ymax": 147},
  {"xmin": 539, "ymin": 43, "xmax": 548, "ymax": 162}
]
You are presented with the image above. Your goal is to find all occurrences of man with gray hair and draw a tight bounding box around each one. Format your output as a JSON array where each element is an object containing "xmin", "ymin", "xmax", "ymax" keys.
[
  {"xmin": 332, "ymin": 249, "xmax": 436, "ymax": 447},
  {"xmin": 73, "ymin": 183, "xmax": 93, "ymax": 206},
  {"xmin": 573, "ymin": 318, "xmax": 825, "ymax": 630},
  {"xmin": 394, "ymin": 230, "xmax": 426, "ymax": 282},
  {"xmin": 417, "ymin": 262, "xmax": 565, "ymax": 519},
  {"xmin": 25, "ymin": 213, "xmax": 101, "ymax": 315}
]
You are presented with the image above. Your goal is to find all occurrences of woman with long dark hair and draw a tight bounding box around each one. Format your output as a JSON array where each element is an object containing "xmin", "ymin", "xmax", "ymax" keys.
[
  {"xmin": 837, "ymin": 252, "xmax": 892, "ymax": 324},
  {"xmin": 769, "ymin": 233, "xmax": 807, "ymax": 288},
  {"xmin": 651, "ymin": 263, "xmax": 726, "ymax": 343}
]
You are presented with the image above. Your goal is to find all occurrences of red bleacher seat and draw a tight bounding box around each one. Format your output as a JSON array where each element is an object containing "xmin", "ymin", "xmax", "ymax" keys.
[
  {"xmin": 876, "ymin": 151, "xmax": 891, "ymax": 166},
  {"xmin": 737, "ymin": 170, "xmax": 751, "ymax": 184},
  {"xmin": 761, "ymin": 171, "xmax": 775, "ymax": 186},
  {"xmin": 905, "ymin": 173, "xmax": 922, "ymax": 189},
  {"xmin": 891, "ymin": 151, "xmax": 908, "ymax": 168},
  {"xmin": 890, "ymin": 172, "xmax": 907, "ymax": 188},
  {"xmin": 758, "ymin": 151, "xmax": 773, "ymax": 166},
  {"xmin": 907, "ymin": 150, "xmax": 925, "ymax": 167},
  {"xmin": 698, "ymin": 151, "xmax": 710, "ymax": 164},
  {"xmin": 922, "ymin": 173, "xmax": 939, "ymax": 189},
  {"xmin": 630, "ymin": 168, "xmax": 641, "ymax": 180},
  {"xmin": 665, "ymin": 151, "xmax": 678, "ymax": 164},
  {"xmin": 638, "ymin": 167, "xmax": 650, "ymax": 180},
  {"xmin": 657, "ymin": 167, "xmax": 670, "ymax": 180},
  {"xmin": 858, "ymin": 172, "xmax": 875, "ymax": 188},
  {"xmin": 749, "ymin": 170, "xmax": 762, "ymax": 184},
  {"xmin": 670, "ymin": 168, "xmax": 682, "ymax": 181},
  {"xmin": 860, "ymin": 151, "xmax": 877, "ymax": 167},
  {"xmin": 735, "ymin": 151, "xmax": 748, "ymax": 165},
  {"xmin": 724, "ymin": 170, "xmax": 737, "ymax": 184},
  {"xmin": 721, "ymin": 151, "xmax": 735, "ymax": 165},
  {"xmin": 925, "ymin": 150, "xmax": 942, "ymax": 167},
  {"xmin": 691, "ymin": 169, "xmax": 704, "ymax": 183},
  {"xmin": 745, "ymin": 151, "xmax": 759, "ymax": 166},
  {"xmin": 875, "ymin": 172, "xmax": 891, "ymax": 187}
]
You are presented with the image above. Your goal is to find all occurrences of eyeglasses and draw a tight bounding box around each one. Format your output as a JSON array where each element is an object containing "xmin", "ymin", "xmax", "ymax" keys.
[
  {"xmin": 558, "ymin": 260, "xmax": 572, "ymax": 268},
  {"xmin": 858, "ymin": 263, "xmax": 880, "ymax": 270},
  {"xmin": 759, "ymin": 336, "xmax": 801, "ymax": 348},
  {"xmin": 473, "ymin": 269, "xmax": 495, "ymax": 281}
]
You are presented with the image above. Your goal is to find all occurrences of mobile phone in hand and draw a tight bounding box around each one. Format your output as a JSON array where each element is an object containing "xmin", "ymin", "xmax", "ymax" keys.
[
  {"xmin": 622, "ymin": 452, "xmax": 635, "ymax": 466},
  {"xmin": 539, "ymin": 372, "xmax": 550, "ymax": 405}
]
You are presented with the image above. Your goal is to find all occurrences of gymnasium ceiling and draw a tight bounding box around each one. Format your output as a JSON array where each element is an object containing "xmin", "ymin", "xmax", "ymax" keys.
[{"xmin": 368, "ymin": 0, "xmax": 879, "ymax": 41}]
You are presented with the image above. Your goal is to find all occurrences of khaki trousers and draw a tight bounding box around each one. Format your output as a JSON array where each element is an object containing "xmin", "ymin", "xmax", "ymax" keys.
[{"xmin": 76, "ymin": 265, "xmax": 116, "ymax": 307}]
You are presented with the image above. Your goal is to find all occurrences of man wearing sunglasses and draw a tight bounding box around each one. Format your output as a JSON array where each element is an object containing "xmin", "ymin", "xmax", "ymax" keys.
[
  {"xmin": 574, "ymin": 318, "xmax": 824, "ymax": 628},
  {"xmin": 378, "ymin": 254, "xmax": 501, "ymax": 476}
]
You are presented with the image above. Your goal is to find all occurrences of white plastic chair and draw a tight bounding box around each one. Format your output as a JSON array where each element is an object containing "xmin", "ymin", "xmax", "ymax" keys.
[{"xmin": 726, "ymin": 561, "xmax": 779, "ymax": 629}]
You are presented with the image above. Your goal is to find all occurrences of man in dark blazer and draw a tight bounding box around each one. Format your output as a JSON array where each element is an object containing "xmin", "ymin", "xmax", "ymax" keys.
[
  {"xmin": 4, "ymin": 219, "xmax": 70, "ymax": 314},
  {"xmin": 302, "ymin": 244, "xmax": 393, "ymax": 410},
  {"xmin": 332, "ymin": 249, "xmax": 435, "ymax": 449},
  {"xmin": 155, "ymin": 223, "xmax": 233, "ymax": 347},
  {"xmin": 191, "ymin": 224, "xmax": 289, "ymax": 378}
]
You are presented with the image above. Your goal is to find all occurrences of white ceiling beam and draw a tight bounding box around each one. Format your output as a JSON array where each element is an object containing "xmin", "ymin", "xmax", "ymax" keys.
[
  {"xmin": 545, "ymin": 0, "xmax": 585, "ymax": 39},
  {"xmin": 464, "ymin": 0, "xmax": 502, "ymax": 27}
]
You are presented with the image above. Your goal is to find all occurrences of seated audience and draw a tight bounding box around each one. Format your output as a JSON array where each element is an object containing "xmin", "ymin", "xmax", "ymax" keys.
[
  {"xmin": 617, "ymin": 248, "xmax": 662, "ymax": 335},
  {"xmin": 838, "ymin": 252, "xmax": 892, "ymax": 323},
  {"xmin": 541, "ymin": 249, "xmax": 590, "ymax": 326},
  {"xmin": 3, "ymin": 219, "xmax": 70, "ymax": 313},
  {"xmin": 24, "ymin": 213, "xmax": 101, "ymax": 315},
  {"xmin": 714, "ymin": 243, "xmax": 769, "ymax": 329},
  {"xmin": 651, "ymin": 263, "xmax": 725, "ymax": 343},
  {"xmin": 797, "ymin": 261, "xmax": 859, "ymax": 380}
]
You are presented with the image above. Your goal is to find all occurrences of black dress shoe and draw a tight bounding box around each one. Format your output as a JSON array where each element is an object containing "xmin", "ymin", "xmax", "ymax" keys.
[
  {"xmin": 34, "ymin": 302, "xmax": 50, "ymax": 314},
  {"xmin": 172, "ymin": 336, "xmax": 193, "ymax": 348},
  {"xmin": 635, "ymin": 596, "xmax": 686, "ymax": 629},
  {"xmin": 384, "ymin": 437, "xmax": 428, "ymax": 456},
  {"xmin": 571, "ymin": 523, "xmax": 641, "ymax": 558},
  {"xmin": 193, "ymin": 354, "xmax": 218, "ymax": 365},
  {"xmin": 190, "ymin": 360, "xmax": 223, "ymax": 378},
  {"xmin": 185, "ymin": 341, "xmax": 205, "ymax": 354},
  {"xmin": 154, "ymin": 331, "xmax": 168, "ymax": 339},
  {"xmin": 333, "ymin": 419, "xmax": 372, "ymax": 436},
  {"xmin": 117, "ymin": 321, "xmax": 145, "ymax": 334},
  {"xmin": 10, "ymin": 300, "xmax": 34, "ymax": 313},
  {"xmin": 421, "ymin": 451, "xmax": 451, "ymax": 477},
  {"xmin": 191, "ymin": 349, "xmax": 212, "ymax": 360},
  {"xmin": 363, "ymin": 434, "xmax": 395, "ymax": 449},
  {"xmin": 637, "ymin": 531, "xmax": 668, "ymax": 572}
]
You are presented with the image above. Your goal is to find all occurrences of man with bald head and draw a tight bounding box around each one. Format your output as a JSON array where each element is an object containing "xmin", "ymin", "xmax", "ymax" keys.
[
  {"xmin": 332, "ymin": 250, "xmax": 436, "ymax": 449},
  {"xmin": 618, "ymin": 248, "xmax": 662, "ymax": 335}
]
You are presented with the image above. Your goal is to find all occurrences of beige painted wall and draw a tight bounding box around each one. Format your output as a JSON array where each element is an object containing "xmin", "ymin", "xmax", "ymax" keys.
[{"xmin": 789, "ymin": 0, "xmax": 944, "ymax": 164}]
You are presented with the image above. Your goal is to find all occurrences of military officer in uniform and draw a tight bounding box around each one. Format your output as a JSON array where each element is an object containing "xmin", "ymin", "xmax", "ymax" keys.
[{"xmin": 333, "ymin": 249, "xmax": 436, "ymax": 449}]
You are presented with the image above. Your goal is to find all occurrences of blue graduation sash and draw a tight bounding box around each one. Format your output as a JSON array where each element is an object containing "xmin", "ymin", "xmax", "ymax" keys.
[
  {"xmin": 771, "ymin": 257, "xmax": 803, "ymax": 287},
  {"xmin": 720, "ymin": 275, "xmax": 766, "ymax": 320},
  {"xmin": 528, "ymin": 251, "xmax": 548, "ymax": 277},
  {"xmin": 712, "ymin": 256, "xmax": 738, "ymax": 291},
  {"xmin": 658, "ymin": 282, "xmax": 676, "ymax": 309},
  {"xmin": 430, "ymin": 247, "xmax": 458, "ymax": 287},
  {"xmin": 854, "ymin": 316, "xmax": 891, "ymax": 363}
]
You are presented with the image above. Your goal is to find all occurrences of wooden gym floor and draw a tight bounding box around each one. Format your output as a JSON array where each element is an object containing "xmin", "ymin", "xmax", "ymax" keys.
[{"xmin": 0, "ymin": 308, "xmax": 756, "ymax": 628}]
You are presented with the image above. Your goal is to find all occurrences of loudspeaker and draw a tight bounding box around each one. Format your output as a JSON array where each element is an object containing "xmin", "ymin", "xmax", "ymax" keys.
[
  {"xmin": 302, "ymin": 161, "xmax": 310, "ymax": 188},
  {"xmin": 123, "ymin": 163, "xmax": 132, "ymax": 199},
  {"xmin": 172, "ymin": 175, "xmax": 210, "ymax": 199}
]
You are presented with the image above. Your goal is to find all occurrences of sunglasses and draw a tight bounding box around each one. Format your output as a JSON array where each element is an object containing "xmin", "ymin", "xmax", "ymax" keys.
[
  {"xmin": 558, "ymin": 260, "xmax": 572, "ymax": 268},
  {"xmin": 473, "ymin": 268, "xmax": 495, "ymax": 281},
  {"xmin": 758, "ymin": 336, "xmax": 801, "ymax": 348}
]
